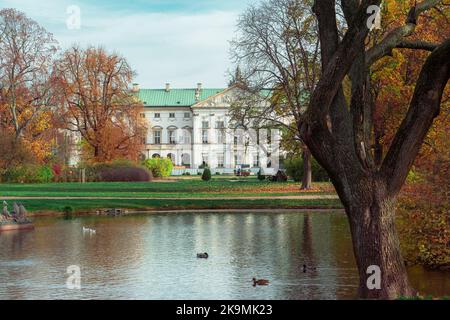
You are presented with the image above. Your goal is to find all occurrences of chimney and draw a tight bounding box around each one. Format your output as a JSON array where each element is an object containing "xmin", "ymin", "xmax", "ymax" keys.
[
  {"xmin": 132, "ymin": 83, "xmax": 140, "ymax": 92},
  {"xmin": 165, "ymin": 83, "xmax": 171, "ymax": 92},
  {"xmin": 195, "ymin": 83, "xmax": 202, "ymax": 101}
]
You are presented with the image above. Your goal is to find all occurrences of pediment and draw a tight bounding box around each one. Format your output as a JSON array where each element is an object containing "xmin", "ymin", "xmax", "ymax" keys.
[{"xmin": 192, "ymin": 86, "xmax": 251, "ymax": 108}]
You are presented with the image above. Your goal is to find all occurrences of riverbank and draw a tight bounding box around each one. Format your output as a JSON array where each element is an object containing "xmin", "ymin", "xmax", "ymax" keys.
[{"xmin": 22, "ymin": 197, "xmax": 343, "ymax": 217}]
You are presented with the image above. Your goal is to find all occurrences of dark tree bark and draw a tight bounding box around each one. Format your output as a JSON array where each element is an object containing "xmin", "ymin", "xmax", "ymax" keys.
[
  {"xmin": 301, "ymin": 148, "xmax": 312, "ymax": 190},
  {"xmin": 300, "ymin": 0, "xmax": 450, "ymax": 299}
]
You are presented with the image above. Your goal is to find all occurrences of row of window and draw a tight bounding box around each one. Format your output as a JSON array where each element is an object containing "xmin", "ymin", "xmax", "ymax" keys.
[
  {"xmin": 141, "ymin": 112, "xmax": 191, "ymax": 119},
  {"xmin": 149, "ymin": 129, "xmax": 267, "ymax": 145}
]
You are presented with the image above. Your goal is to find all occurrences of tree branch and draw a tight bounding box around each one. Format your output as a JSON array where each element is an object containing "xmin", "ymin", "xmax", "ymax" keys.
[
  {"xmin": 396, "ymin": 40, "xmax": 439, "ymax": 51},
  {"xmin": 381, "ymin": 39, "xmax": 450, "ymax": 195},
  {"xmin": 365, "ymin": 0, "xmax": 443, "ymax": 66}
]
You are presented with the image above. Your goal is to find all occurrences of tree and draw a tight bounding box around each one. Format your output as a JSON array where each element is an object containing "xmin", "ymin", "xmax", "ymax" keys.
[
  {"xmin": 233, "ymin": 0, "xmax": 449, "ymax": 298},
  {"xmin": 0, "ymin": 8, "xmax": 58, "ymax": 140},
  {"xmin": 230, "ymin": 0, "xmax": 320, "ymax": 189},
  {"xmin": 54, "ymin": 46, "xmax": 146, "ymax": 163},
  {"xmin": 202, "ymin": 168, "xmax": 212, "ymax": 181}
]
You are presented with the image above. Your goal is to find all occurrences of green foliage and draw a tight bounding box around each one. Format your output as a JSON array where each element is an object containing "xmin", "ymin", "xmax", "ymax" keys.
[
  {"xmin": 37, "ymin": 165, "xmax": 54, "ymax": 183},
  {"xmin": 284, "ymin": 157, "xmax": 303, "ymax": 182},
  {"xmin": 201, "ymin": 168, "xmax": 212, "ymax": 181},
  {"xmin": 62, "ymin": 206, "xmax": 74, "ymax": 219},
  {"xmin": 143, "ymin": 157, "xmax": 173, "ymax": 178},
  {"xmin": 284, "ymin": 156, "xmax": 329, "ymax": 182},
  {"xmin": 397, "ymin": 200, "xmax": 449, "ymax": 270},
  {"xmin": 406, "ymin": 168, "xmax": 423, "ymax": 183},
  {"xmin": 1, "ymin": 164, "xmax": 54, "ymax": 183}
]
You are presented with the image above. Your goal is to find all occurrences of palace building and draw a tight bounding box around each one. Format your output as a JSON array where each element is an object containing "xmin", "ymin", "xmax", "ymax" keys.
[{"xmin": 135, "ymin": 83, "xmax": 279, "ymax": 174}]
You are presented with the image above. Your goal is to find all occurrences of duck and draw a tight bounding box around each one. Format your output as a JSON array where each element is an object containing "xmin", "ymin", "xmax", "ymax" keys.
[
  {"xmin": 302, "ymin": 264, "xmax": 316, "ymax": 273},
  {"xmin": 252, "ymin": 278, "xmax": 269, "ymax": 286},
  {"xmin": 197, "ymin": 252, "xmax": 209, "ymax": 259}
]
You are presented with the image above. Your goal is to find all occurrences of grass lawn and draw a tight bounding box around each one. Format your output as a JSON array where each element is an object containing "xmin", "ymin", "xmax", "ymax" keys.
[{"xmin": 0, "ymin": 176, "xmax": 340, "ymax": 213}]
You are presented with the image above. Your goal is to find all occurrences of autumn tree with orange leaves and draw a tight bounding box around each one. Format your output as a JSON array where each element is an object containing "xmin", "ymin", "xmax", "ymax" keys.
[
  {"xmin": 54, "ymin": 46, "xmax": 146, "ymax": 163},
  {"xmin": 0, "ymin": 8, "xmax": 59, "ymax": 165}
]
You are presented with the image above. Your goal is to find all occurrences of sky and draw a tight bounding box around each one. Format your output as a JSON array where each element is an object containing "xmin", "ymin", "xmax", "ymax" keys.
[{"xmin": 0, "ymin": 0, "xmax": 255, "ymax": 88}]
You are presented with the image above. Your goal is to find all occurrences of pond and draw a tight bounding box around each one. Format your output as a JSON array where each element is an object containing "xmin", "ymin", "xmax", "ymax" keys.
[{"xmin": 0, "ymin": 211, "xmax": 448, "ymax": 299}]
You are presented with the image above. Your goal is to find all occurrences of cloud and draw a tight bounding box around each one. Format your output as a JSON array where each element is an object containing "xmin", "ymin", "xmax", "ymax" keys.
[{"xmin": 0, "ymin": 0, "xmax": 243, "ymax": 88}]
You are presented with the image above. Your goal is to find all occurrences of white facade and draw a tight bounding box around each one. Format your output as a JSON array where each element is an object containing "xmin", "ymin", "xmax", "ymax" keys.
[{"xmin": 141, "ymin": 86, "xmax": 279, "ymax": 172}]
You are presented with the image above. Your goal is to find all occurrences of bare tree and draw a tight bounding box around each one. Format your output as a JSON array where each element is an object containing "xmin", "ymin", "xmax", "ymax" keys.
[
  {"xmin": 233, "ymin": 0, "xmax": 449, "ymax": 298},
  {"xmin": 0, "ymin": 8, "xmax": 58, "ymax": 139},
  {"xmin": 230, "ymin": 0, "xmax": 320, "ymax": 189},
  {"xmin": 54, "ymin": 46, "xmax": 146, "ymax": 162}
]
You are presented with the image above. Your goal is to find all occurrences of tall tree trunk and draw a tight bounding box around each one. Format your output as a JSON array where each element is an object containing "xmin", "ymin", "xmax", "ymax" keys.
[
  {"xmin": 342, "ymin": 179, "xmax": 416, "ymax": 299},
  {"xmin": 301, "ymin": 148, "xmax": 312, "ymax": 190}
]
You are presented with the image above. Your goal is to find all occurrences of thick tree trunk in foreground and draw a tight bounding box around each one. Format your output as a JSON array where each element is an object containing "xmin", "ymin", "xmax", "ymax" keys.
[
  {"xmin": 341, "ymin": 179, "xmax": 415, "ymax": 299},
  {"xmin": 301, "ymin": 148, "xmax": 312, "ymax": 190}
]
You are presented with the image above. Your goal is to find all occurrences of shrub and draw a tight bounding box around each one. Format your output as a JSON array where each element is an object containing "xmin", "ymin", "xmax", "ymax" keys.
[
  {"xmin": 202, "ymin": 168, "xmax": 212, "ymax": 181},
  {"xmin": 284, "ymin": 156, "xmax": 329, "ymax": 182},
  {"xmin": 143, "ymin": 158, "xmax": 173, "ymax": 178},
  {"xmin": 85, "ymin": 162, "xmax": 152, "ymax": 182},
  {"xmin": 1, "ymin": 164, "xmax": 54, "ymax": 183},
  {"xmin": 215, "ymin": 172, "xmax": 221, "ymax": 175},
  {"xmin": 37, "ymin": 166, "xmax": 54, "ymax": 183},
  {"xmin": 62, "ymin": 206, "xmax": 74, "ymax": 219},
  {"xmin": 270, "ymin": 170, "xmax": 288, "ymax": 182},
  {"xmin": 98, "ymin": 166, "xmax": 151, "ymax": 182},
  {"xmin": 284, "ymin": 157, "xmax": 303, "ymax": 182}
]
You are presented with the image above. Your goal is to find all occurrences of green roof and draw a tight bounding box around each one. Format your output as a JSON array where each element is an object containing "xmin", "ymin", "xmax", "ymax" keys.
[{"xmin": 137, "ymin": 88, "xmax": 225, "ymax": 107}]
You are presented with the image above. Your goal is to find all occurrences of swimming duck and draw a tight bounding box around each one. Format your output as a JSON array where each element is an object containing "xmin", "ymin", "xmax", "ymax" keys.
[
  {"xmin": 197, "ymin": 252, "xmax": 209, "ymax": 259},
  {"xmin": 302, "ymin": 264, "xmax": 316, "ymax": 272},
  {"xmin": 252, "ymin": 278, "xmax": 269, "ymax": 286}
]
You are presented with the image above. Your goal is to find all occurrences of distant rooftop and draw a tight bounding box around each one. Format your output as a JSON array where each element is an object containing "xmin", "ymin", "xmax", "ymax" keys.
[{"xmin": 136, "ymin": 87, "xmax": 225, "ymax": 107}]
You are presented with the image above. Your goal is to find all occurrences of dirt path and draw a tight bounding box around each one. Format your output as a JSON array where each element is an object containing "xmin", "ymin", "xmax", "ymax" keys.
[{"xmin": 1, "ymin": 195, "xmax": 339, "ymax": 200}]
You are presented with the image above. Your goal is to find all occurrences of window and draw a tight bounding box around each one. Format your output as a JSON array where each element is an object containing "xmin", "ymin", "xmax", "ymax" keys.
[
  {"xmin": 253, "ymin": 153, "xmax": 260, "ymax": 167},
  {"xmin": 154, "ymin": 130, "xmax": 161, "ymax": 144},
  {"xmin": 217, "ymin": 130, "xmax": 225, "ymax": 144},
  {"xmin": 182, "ymin": 129, "xmax": 191, "ymax": 144},
  {"xmin": 169, "ymin": 113, "xmax": 175, "ymax": 118},
  {"xmin": 169, "ymin": 130, "xmax": 176, "ymax": 144},
  {"xmin": 267, "ymin": 153, "xmax": 272, "ymax": 168},
  {"xmin": 202, "ymin": 129, "xmax": 208, "ymax": 144},
  {"xmin": 202, "ymin": 121, "xmax": 209, "ymax": 129},
  {"xmin": 216, "ymin": 121, "xmax": 224, "ymax": 129},
  {"xmin": 235, "ymin": 153, "xmax": 242, "ymax": 166},
  {"xmin": 202, "ymin": 153, "xmax": 209, "ymax": 167},
  {"xmin": 217, "ymin": 153, "xmax": 224, "ymax": 168},
  {"xmin": 184, "ymin": 112, "xmax": 191, "ymax": 119},
  {"xmin": 154, "ymin": 113, "xmax": 160, "ymax": 118}
]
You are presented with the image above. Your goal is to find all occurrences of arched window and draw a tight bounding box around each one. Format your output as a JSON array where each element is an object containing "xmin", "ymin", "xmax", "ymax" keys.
[
  {"xmin": 167, "ymin": 126, "xmax": 178, "ymax": 145},
  {"xmin": 167, "ymin": 153, "xmax": 175, "ymax": 163},
  {"xmin": 152, "ymin": 126, "xmax": 162, "ymax": 145},
  {"xmin": 152, "ymin": 153, "xmax": 160, "ymax": 158}
]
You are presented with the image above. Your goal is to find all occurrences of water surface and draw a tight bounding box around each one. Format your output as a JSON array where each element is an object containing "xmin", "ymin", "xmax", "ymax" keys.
[{"xmin": 0, "ymin": 211, "xmax": 448, "ymax": 299}]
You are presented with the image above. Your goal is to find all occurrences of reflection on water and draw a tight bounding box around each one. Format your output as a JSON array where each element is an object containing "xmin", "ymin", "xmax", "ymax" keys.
[{"xmin": 0, "ymin": 211, "xmax": 448, "ymax": 300}]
